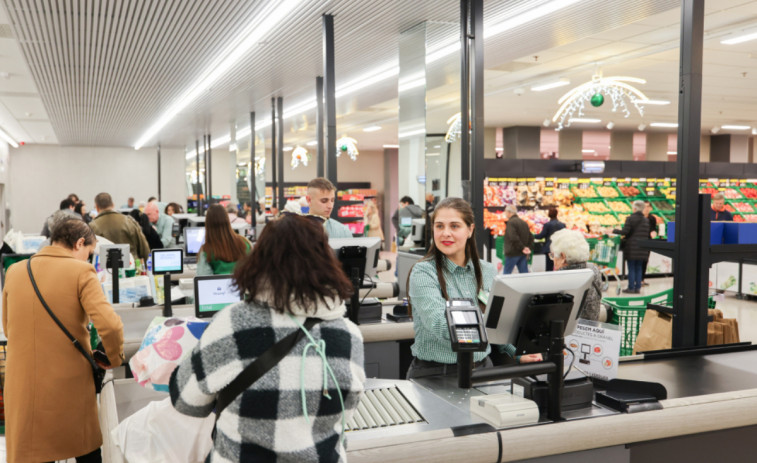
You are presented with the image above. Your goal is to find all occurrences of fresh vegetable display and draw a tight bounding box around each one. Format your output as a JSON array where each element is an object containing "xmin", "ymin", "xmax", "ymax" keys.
[
  {"xmin": 572, "ymin": 187, "xmax": 598, "ymax": 198},
  {"xmin": 608, "ymin": 201, "xmax": 631, "ymax": 212},
  {"xmin": 740, "ymin": 188, "xmax": 757, "ymax": 199},
  {"xmin": 582, "ymin": 202, "xmax": 611, "ymax": 213},
  {"xmin": 618, "ymin": 186, "xmax": 641, "ymax": 197},
  {"xmin": 732, "ymin": 202, "xmax": 754, "ymax": 213},
  {"xmin": 596, "ymin": 186, "xmax": 619, "ymax": 197},
  {"xmin": 724, "ymin": 189, "xmax": 742, "ymax": 199},
  {"xmin": 651, "ymin": 200, "xmax": 674, "ymax": 211}
]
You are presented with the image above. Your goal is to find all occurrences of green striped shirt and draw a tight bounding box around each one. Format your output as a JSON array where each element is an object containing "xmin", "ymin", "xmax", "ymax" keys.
[
  {"xmin": 325, "ymin": 218, "xmax": 354, "ymax": 238},
  {"xmin": 410, "ymin": 255, "xmax": 515, "ymax": 364}
]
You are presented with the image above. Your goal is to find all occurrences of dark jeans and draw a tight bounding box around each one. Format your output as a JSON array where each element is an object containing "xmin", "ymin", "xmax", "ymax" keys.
[
  {"xmin": 627, "ymin": 259, "xmax": 644, "ymax": 291},
  {"xmin": 45, "ymin": 447, "xmax": 101, "ymax": 463},
  {"xmin": 641, "ymin": 259, "xmax": 648, "ymax": 281},
  {"xmin": 406, "ymin": 357, "xmax": 492, "ymax": 379},
  {"xmin": 545, "ymin": 254, "xmax": 554, "ymax": 272},
  {"xmin": 504, "ymin": 255, "xmax": 529, "ymax": 274}
]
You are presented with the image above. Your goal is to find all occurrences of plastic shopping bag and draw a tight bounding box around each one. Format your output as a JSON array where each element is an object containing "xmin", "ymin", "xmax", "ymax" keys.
[
  {"xmin": 111, "ymin": 397, "xmax": 214, "ymax": 463},
  {"xmin": 129, "ymin": 316, "xmax": 209, "ymax": 391}
]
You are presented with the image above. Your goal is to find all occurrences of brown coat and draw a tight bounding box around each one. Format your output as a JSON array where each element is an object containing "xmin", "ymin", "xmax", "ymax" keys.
[{"xmin": 2, "ymin": 246, "xmax": 124, "ymax": 462}]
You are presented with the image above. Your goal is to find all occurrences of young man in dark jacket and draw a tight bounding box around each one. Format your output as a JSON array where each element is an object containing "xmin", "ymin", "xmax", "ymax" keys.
[
  {"xmin": 504, "ymin": 205, "xmax": 534, "ymax": 274},
  {"xmin": 534, "ymin": 207, "xmax": 566, "ymax": 272},
  {"xmin": 614, "ymin": 200, "xmax": 650, "ymax": 294}
]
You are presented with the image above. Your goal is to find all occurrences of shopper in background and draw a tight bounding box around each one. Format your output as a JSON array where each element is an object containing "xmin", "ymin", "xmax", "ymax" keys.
[
  {"xmin": 164, "ymin": 202, "xmax": 183, "ymax": 217},
  {"xmin": 363, "ymin": 200, "xmax": 384, "ymax": 241},
  {"xmin": 196, "ymin": 204, "xmax": 251, "ymax": 276},
  {"xmin": 503, "ymin": 205, "xmax": 534, "ymax": 274},
  {"xmin": 306, "ymin": 177, "xmax": 353, "ymax": 238},
  {"xmin": 641, "ymin": 201, "xmax": 659, "ymax": 286},
  {"xmin": 90, "ymin": 192, "xmax": 150, "ymax": 260},
  {"xmin": 391, "ymin": 196, "xmax": 424, "ymax": 246},
  {"xmin": 67, "ymin": 193, "xmax": 81, "ymax": 204},
  {"xmin": 144, "ymin": 201, "xmax": 175, "ymax": 248},
  {"xmin": 129, "ymin": 209, "xmax": 164, "ymax": 251},
  {"xmin": 75, "ymin": 201, "xmax": 92, "ymax": 224},
  {"xmin": 41, "ymin": 198, "xmax": 82, "ymax": 238},
  {"xmin": 711, "ymin": 192, "xmax": 734, "ymax": 221},
  {"xmin": 121, "ymin": 197, "xmax": 135, "ymax": 209},
  {"xmin": 2, "ymin": 219, "xmax": 124, "ymax": 463},
  {"xmin": 226, "ymin": 203, "xmax": 247, "ymax": 225},
  {"xmin": 614, "ymin": 200, "xmax": 650, "ymax": 294},
  {"xmin": 549, "ymin": 229, "xmax": 602, "ymax": 321},
  {"xmin": 534, "ymin": 206, "xmax": 566, "ymax": 272},
  {"xmin": 170, "ymin": 214, "xmax": 364, "ymax": 462},
  {"xmin": 406, "ymin": 198, "xmax": 541, "ymax": 379}
]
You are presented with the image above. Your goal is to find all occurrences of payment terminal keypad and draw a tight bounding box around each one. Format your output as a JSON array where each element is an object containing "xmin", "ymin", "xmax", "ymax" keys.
[{"xmin": 455, "ymin": 327, "xmax": 481, "ymax": 344}]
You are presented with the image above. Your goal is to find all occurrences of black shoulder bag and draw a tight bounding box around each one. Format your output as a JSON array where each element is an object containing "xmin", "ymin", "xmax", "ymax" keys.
[
  {"xmin": 212, "ymin": 317, "xmax": 319, "ymax": 438},
  {"xmin": 26, "ymin": 259, "xmax": 107, "ymax": 394}
]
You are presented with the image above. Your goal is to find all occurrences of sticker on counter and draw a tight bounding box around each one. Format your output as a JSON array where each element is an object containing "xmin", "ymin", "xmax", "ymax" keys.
[{"xmin": 564, "ymin": 319, "xmax": 621, "ymax": 381}]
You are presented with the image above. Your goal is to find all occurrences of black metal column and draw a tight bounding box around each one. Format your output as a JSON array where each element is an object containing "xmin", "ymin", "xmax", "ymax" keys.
[
  {"xmin": 323, "ymin": 14, "xmax": 337, "ymax": 185},
  {"xmin": 271, "ymin": 98, "xmax": 278, "ymax": 210},
  {"xmin": 460, "ymin": 0, "xmax": 471, "ymax": 197},
  {"xmin": 672, "ymin": 0, "xmax": 705, "ymax": 347},
  {"xmin": 250, "ymin": 111, "xmax": 256, "ymax": 227},
  {"xmin": 157, "ymin": 144, "xmax": 162, "ymax": 201},
  {"xmin": 469, "ymin": 0, "xmax": 485, "ymax": 258},
  {"xmin": 277, "ymin": 96, "xmax": 285, "ymax": 212},
  {"xmin": 207, "ymin": 133, "xmax": 213, "ymax": 203},
  {"xmin": 195, "ymin": 139, "xmax": 202, "ymax": 216},
  {"xmin": 316, "ymin": 76, "xmax": 325, "ymax": 178}
]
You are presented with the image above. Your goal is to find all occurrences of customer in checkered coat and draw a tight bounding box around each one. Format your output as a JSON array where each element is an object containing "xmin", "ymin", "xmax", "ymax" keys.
[{"xmin": 170, "ymin": 214, "xmax": 366, "ymax": 462}]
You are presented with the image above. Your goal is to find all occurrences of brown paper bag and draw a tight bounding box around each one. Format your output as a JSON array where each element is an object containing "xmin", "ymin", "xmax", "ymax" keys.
[
  {"xmin": 632, "ymin": 309, "xmax": 672, "ymax": 354},
  {"xmin": 707, "ymin": 322, "xmax": 725, "ymax": 345}
]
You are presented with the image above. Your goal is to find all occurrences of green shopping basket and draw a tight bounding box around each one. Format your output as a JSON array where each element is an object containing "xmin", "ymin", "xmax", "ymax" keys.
[{"xmin": 603, "ymin": 289, "xmax": 715, "ymax": 356}]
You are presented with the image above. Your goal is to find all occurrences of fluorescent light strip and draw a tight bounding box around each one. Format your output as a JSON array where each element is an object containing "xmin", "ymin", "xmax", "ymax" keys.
[
  {"xmin": 363, "ymin": 126, "xmax": 382, "ymax": 132},
  {"xmin": 0, "ymin": 127, "xmax": 19, "ymax": 148},
  {"xmin": 383, "ymin": 144, "xmax": 399, "ymax": 149},
  {"xmin": 721, "ymin": 31, "xmax": 757, "ymax": 45},
  {"xmin": 399, "ymin": 128, "xmax": 426, "ymax": 139},
  {"xmin": 667, "ymin": 151, "xmax": 677, "ymax": 155},
  {"xmin": 187, "ymin": 0, "xmax": 584, "ymax": 153},
  {"xmin": 306, "ymin": 140, "xmax": 318, "ymax": 146},
  {"xmin": 650, "ymin": 122, "xmax": 678, "ymax": 128},
  {"xmin": 282, "ymin": 146, "xmax": 293, "ymax": 152},
  {"xmin": 136, "ymin": 0, "xmax": 302, "ymax": 149},
  {"xmin": 581, "ymin": 149, "xmax": 595, "ymax": 153},
  {"xmin": 721, "ymin": 125, "xmax": 751, "ymax": 130},
  {"xmin": 638, "ymin": 99, "xmax": 671, "ymax": 105},
  {"xmin": 571, "ymin": 118, "xmax": 601, "ymax": 123},
  {"xmin": 531, "ymin": 79, "xmax": 570, "ymax": 92}
]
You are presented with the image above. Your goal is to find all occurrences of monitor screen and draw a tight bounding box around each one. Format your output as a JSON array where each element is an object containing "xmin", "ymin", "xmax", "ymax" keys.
[
  {"xmin": 328, "ymin": 236, "xmax": 382, "ymax": 279},
  {"xmin": 400, "ymin": 217, "xmax": 413, "ymax": 227},
  {"xmin": 152, "ymin": 249, "xmax": 183, "ymax": 274},
  {"xmin": 194, "ymin": 275, "xmax": 242, "ymax": 318},
  {"xmin": 184, "ymin": 227, "xmax": 206, "ymax": 255},
  {"xmin": 483, "ymin": 269, "xmax": 594, "ymax": 354}
]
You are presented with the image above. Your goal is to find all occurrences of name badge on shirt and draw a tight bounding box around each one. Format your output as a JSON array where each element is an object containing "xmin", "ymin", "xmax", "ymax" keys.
[{"xmin": 478, "ymin": 289, "xmax": 489, "ymax": 305}]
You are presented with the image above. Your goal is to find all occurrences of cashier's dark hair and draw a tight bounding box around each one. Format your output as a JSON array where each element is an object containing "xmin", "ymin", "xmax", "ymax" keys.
[
  {"xmin": 407, "ymin": 198, "xmax": 482, "ymax": 315},
  {"xmin": 51, "ymin": 218, "xmax": 95, "ymax": 248},
  {"xmin": 233, "ymin": 214, "xmax": 353, "ymax": 314}
]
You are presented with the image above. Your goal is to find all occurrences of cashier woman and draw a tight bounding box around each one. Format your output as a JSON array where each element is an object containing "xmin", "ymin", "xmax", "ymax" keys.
[{"xmin": 407, "ymin": 197, "xmax": 541, "ymax": 379}]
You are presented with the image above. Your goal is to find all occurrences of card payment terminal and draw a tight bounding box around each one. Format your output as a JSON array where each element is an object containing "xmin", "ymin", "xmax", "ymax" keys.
[{"xmin": 445, "ymin": 299, "xmax": 488, "ymax": 353}]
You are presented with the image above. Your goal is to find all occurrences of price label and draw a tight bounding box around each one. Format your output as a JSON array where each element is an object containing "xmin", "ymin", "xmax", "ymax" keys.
[{"xmin": 545, "ymin": 180, "xmax": 555, "ymax": 187}]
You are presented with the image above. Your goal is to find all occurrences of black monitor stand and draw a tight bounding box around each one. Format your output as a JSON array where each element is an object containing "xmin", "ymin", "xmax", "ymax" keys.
[
  {"xmin": 339, "ymin": 245, "xmax": 367, "ymax": 325},
  {"xmin": 106, "ymin": 248, "xmax": 123, "ymax": 304},
  {"xmin": 163, "ymin": 273, "xmax": 172, "ymax": 317}
]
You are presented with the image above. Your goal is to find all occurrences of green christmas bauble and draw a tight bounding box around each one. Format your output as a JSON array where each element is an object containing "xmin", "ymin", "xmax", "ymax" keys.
[
  {"xmin": 590, "ymin": 93, "xmax": 604, "ymax": 107},
  {"xmin": 340, "ymin": 144, "xmax": 348, "ymax": 151}
]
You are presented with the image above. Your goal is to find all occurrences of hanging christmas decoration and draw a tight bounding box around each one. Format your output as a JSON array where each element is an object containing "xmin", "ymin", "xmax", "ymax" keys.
[
  {"xmin": 290, "ymin": 145, "xmax": 311, "ymax": 169},
  {"xmin": 335, "ymin": 135, "xmax": 359, "ymax": 161},
  {"xmin": 253, "ymin": 156, "xmax": 265, "ymax": 176},
  {"xmin": 445, "ymin": 112, "xmax": 462, "ymax": 143},
  {"xmin": 552, "ymin": 73, "xmax": 651, "ymax": 130}
]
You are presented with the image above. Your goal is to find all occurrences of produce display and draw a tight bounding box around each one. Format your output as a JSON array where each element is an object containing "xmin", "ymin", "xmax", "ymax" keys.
[
  {"xmin": 596, "ymin": 186, "xmax": 619, "ymax": 197},
  {"xmin": 618, "ymin": 186, "xmax": 641, "ymax": 197},
  {"xmin": 582, "ymin": 201, "xmax": 610, "ymax": 213},
  {"xmin": 608, "ymin": 201, "xmax": 631, "ymax": 213},
  {"xmin": 741, "ymin": 214, "xmax": 757, "ymax": 221},
  {"xmin": 724, "ymin": 189, "xmax": 742, "ymax": 199},
  {"xmin": 651, "ymin": 200, "xmax": 674, "ymax": 211},
  {"xmin": 741, "ymin": 188, "xmax": 757, "ymax": 199},
  {"xmin": 732, "ymin": 202, "xmax": 754, "ymax": 213},
  {"xmin": 572, "ymin": 186, "xmax": 598, "ymax": 198},
  {"xmin": 701, "ymin": 187, "xmax": 718, "ymax": 195}
]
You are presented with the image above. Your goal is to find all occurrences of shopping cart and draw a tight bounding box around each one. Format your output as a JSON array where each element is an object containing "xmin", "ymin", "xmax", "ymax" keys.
[{"xmin": 588, "ymin": 235, "xmax": 622, "ymax": 294}]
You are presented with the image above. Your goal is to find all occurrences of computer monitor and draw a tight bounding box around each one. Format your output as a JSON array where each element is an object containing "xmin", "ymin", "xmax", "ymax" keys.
[
  {"xmin": 400, "ymin": 217, "xmax": 413, "ymax": 227},
  {"xmin": 193, "ymin": 275, "xmax": 243, "ymax": 318},
  {"xmin": 328, "ymin": 237, "xmax": 381, "ymax": 280},
  {"xmin": 483, "ymin": 269, "xmax": 594, "ymax": 355},
  {"xmin": 152, "ymin": 249, "xmax": 183, "ymax": 274},
  {"xmin": 183, "ymin": 227, "xmax": 205, "ymax": 256},
  {"xmin": 99, "ymin": 244, "xmax": 129, "ymax": 269}
]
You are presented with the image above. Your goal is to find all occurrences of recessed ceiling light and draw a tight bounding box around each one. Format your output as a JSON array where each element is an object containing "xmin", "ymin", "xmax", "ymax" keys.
[
  {"xmin": 721, "ymin": 125, "xmax": 751, "ymax": 130},
  {"xmin": 638, "ymin": 123, "xmax": 647, "ymax": 131},
  {"xmin": 711, "ymin": 127, "xmax": 721, "ymax": 134},
  {"xmin": 530, "ymin": 78, "xmax": 570, "ymax": 92},
  {"xmin": 581, "ymin": 149, "xmax": 595, "ymax": 153},
  {"xmin": 363, "ymin": 126, "xmax": 382, "ymax": 132},
  {"xmin": 0, "ymin": 126, "xmax": 20, "ymax": 148},
  {"xmin": 667, "ymin": 151, "xmax": 677, "ymax": 155},
  {"xmin": 606, "ymin": 122, "xmax": 615, "ymax": 130},
  {"xmin": 571, "ymin": 118, "xmax": 601, "ymax": 123},
  {"xmin": 383, "ymin": 144, "xmax": 400, "ymax": 149},
  {"xmin": 650, "ymin": 122, "xmax": 678, "ymax": 128},
  {"xmin": 282, "ymin": 146, "xmax": 293, "ymax": 152},
  {"xmin": 721, "ymin": 30, "xmax": 757, "ymax": 45}
]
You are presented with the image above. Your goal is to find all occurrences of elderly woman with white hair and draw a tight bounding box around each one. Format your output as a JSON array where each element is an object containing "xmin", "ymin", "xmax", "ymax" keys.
[
  {"xmin": 613, "ymin": 200, "xmax": 650, "ymax": 294},
  {"xmin": 549, "ymin": 229, "xmax": 603, "ymax": 321}
]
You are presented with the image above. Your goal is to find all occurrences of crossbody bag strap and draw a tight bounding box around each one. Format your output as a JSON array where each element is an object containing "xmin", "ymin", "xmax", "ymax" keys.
[
  {"xmin": 26, "ymin": 258, "xmax": 98, "ymax": 371},
  {"xmin": 214, "ymin": 317, "xmax": 320, "ymax": 418}
]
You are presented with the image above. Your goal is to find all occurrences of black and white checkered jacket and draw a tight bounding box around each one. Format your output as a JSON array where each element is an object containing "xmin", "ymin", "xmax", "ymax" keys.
[{"xmin": 169, "ymin": 296, "xmax": 365, "ymax": 462}]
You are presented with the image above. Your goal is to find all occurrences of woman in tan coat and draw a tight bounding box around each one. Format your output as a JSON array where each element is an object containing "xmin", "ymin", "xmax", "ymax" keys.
[
  {"xmin": 2, "ymin": 219, "xmax": 124, "ymax": 463},
  {"xmin": 363, "ymin": 200, "xmax": 384, "ymax": 241}
]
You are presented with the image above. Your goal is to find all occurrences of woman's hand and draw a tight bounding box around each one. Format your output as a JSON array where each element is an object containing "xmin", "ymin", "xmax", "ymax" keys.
[{"xmin": 519, "ymin": 353, "xmax": 543, "ymax": 363}]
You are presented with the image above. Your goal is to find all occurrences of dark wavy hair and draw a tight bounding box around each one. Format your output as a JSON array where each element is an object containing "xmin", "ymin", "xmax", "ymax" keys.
[
  {"xmin": 407, "ymin": 197, "xmax": 483, "ymax": 314},
  {"xmin": 233, "ymin": 214, "xmax": 353, "ymax": 314},
  {"xmin": 51, "ymin": 218, "xmax": 95, "ymax": 248}
]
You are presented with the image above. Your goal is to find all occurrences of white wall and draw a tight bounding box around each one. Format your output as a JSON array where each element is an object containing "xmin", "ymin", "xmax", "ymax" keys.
[
  {"xmin": 9, "ymin": 145, "xmax": 185, "ymax": 233},
  {"xmin": 0, "ymin": 141, "xmax": 8, "ymax": 238}
]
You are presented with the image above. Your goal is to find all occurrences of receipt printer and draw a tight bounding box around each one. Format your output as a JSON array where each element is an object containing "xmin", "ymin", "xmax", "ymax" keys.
[
  {"xmin": 511, "ymin": 370, "xmax": 594, "ymax": 413},
  {"xmin": 470, "ymin": 393, "xmax": 539, "ymax": 428}
]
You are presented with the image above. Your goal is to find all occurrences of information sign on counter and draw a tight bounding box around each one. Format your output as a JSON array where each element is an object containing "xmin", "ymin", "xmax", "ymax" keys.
[{"xmin": 565, "ymin": 319, "xmax": 621, "ymax": 381}]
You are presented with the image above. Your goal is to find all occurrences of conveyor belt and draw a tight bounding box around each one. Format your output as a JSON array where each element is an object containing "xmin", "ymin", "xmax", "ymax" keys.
[{"xmin": 347, "ymin": 387, "xmax": 426, "ymax": 431}]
